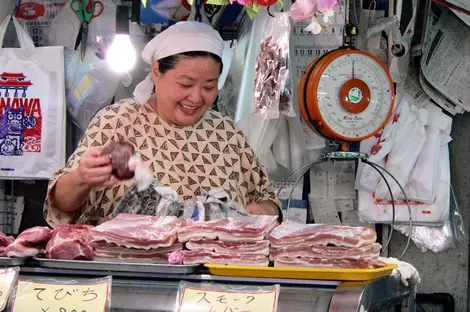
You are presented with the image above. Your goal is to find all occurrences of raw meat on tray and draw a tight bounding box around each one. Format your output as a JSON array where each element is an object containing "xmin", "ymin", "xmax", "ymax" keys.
[
  {"xmin": 274, "ymin": 257, "xmax": 387, "ymax": 269},
  {"xmin": 4, "ymin": 226, "xmax": 53, "ymax": 258},
  {"xmin": 268, "ymin": 221, "xmax": 384, "ymax": 269},
  {"xmin": 90, "ymin": 213, "xmax": 188, "ymax": 263},
  {"xmin": 45, "ymin": 225, "xmax": 93, "ymax": 260},
  {"xmin": 186, "ymin": 238, "xmax": 270, "ymax": 256},
  {"xmin": 91, "ymin": 214, "xmax": 190, "ymax": 249},
  {"xmin": 268, "ymin": 221, "xmax": 377, "ymax": 248},
  {"xmin": 93, "ymin": 242, "xmax": 184, "ymax": 264},
  {"xmin": 173, "ymin": 215, "xmax": 278, "ymax": 267},
  {"xmin": 180, "ymin": 250, "xmax": 270, "ymax": 267},
  {"xmin": 177, "ymin": 215, "xmax": 278, "ymax": 242},
  {"xmin": 269, "ymin": 243, "xmax": 382, "ymax": 261},
  {"xmin": 0, "ymin": 232, "xmax": 14, "ymax": 256}
]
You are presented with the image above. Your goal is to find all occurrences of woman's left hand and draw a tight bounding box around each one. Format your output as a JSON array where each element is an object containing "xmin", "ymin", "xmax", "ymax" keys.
[{"xmin": 245, "ymin": 201, "xmax": 280, "ymax": 216}]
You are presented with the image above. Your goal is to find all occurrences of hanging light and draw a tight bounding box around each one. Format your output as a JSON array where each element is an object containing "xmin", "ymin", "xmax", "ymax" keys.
[{"xmin": 107, "ymin": 4, "xmax": 137, "ymax": 73}]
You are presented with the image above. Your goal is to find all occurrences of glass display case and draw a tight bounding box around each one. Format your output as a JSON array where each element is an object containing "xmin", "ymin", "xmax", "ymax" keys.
[{"xmin": 15, "ymin": 267, "xmax": 415, "ymax": 312}]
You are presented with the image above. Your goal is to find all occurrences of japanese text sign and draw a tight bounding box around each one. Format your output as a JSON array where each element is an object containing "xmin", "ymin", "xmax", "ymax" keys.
[
  {"xmin": 11, "ymin": 276, "xmax": 112, "ymax": 312},
  {"xmin": 0, "ymin": 267, "xmax": 19, "ymax": 311},
  {"xmin": 177, "ymin": 285, "xmax": 279, "ymax": 312}
]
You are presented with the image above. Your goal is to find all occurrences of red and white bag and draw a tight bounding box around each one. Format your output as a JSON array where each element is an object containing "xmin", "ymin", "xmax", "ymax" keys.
[{"xmin": 0, "ymin": 16, "xmax": 66, "ymax": 179}]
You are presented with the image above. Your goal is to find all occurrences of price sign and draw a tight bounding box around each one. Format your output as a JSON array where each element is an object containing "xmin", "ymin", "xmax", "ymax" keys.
[
  {"xmin": 177, "ymin": 286, "xmax": 279, "ymax": 312},
  {"xmin": 11, "ymin": 276, "xmax": 112, "ymax": 312},
  {"xmin": 0, "ymin": 267, "xmax": 19, "ymax": 311}
]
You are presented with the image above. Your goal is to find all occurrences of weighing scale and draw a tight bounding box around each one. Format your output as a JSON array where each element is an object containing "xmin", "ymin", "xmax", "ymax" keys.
[{"xmin": 281, "ymin": 46, "xmax": 412, "ymax": 259}]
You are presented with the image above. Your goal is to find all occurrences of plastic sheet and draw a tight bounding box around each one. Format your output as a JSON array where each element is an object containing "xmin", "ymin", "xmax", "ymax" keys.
[{"xmin": 394, "ymin": 185, "xmax": 466, "ymax": 253}]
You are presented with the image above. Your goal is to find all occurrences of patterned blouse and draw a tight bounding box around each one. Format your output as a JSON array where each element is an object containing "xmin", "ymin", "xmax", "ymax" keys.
[{"xmin": 43, "ymin": 98, "xmax": 280, "ymax": 227}]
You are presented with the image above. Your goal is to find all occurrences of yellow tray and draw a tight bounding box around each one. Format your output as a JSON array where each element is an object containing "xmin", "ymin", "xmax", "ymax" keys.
[{"xmin": 205, "ymin": 264, "xmax": 397, "ymax": 282}]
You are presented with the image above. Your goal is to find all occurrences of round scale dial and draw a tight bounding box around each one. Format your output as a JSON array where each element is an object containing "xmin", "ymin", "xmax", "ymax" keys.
[{"xmin": 299, "ymin": 48, "xmax": 395, "ymax": 142}]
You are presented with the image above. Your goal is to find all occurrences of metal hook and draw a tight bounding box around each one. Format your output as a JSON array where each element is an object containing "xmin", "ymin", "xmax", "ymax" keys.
[
  {"xmin": 267, "ymin": 5, "xmax": 284, "ymax": 18},
  {"xmin": 267, "ymin": 5, "xmax": 274, "ymax": 18}
]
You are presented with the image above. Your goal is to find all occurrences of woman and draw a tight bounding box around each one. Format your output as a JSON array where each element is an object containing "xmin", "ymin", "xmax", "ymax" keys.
[{"xmin": 43, "ymin": 21, "xmax": 281, "ymax": 227}]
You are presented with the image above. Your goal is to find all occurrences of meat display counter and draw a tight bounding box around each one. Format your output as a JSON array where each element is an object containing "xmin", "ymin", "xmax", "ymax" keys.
[{"xmin": 16, "ymin": 266, "xmax": 416, "ymax": 312}]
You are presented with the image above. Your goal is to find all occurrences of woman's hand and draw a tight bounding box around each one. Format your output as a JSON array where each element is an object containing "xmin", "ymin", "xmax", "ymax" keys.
[
  {"xmin": 245, "ymin": 201, "xmax": 280, "ymax": 216},
  {"xmin": 73, "ymin": 147, "xmax": 118, "ymax": 189}
]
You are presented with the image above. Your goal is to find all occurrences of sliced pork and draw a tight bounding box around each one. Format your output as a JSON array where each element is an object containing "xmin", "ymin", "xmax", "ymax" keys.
[
  {"xmin": 274, "ymin": 257, "xmax": 387, "ymax": 269},
  {"xmin": 181, "ymin": 250, "xmax": 269, "ymax": 267},
  {"xmin": 178, "ymin": 215, "xmax": 278, "ymax": 243},
  {"xmin": 268, "ymin": 221, "xmax": 377, "ymax": 248},
  {"xmin": 4, "ymin": 226, "xmax": 53, "ymax": 258},
  {"xmin": 186, "ymin": 238, "xmax": 270, "ymax": 256},
  {"xmin": 90, "ymin": 214, "xmax": 190, "ymax": 250},
  {"xmin": 45, "ymin": 225, "xmax": 93, "ymax": 260},
  {"xmin": 269, "ymin": 243, "xmax": 382, "ymax": 261},
  {"xmin": 93, "ymin": 241, "xmax": 183, "ymax": 264}
]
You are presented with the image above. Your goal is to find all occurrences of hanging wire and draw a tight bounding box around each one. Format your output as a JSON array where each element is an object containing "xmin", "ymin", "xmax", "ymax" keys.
[
  {"xmin": 363, "ymin": 160, "xmax": 396, "ymax": 257},
  {"xmin": 362, "ymin": 159, "xmax": 413, "ymax": 260},
  {"xmin": 280, "ymin": 154, "xmax": 413, "ymax": 260}
]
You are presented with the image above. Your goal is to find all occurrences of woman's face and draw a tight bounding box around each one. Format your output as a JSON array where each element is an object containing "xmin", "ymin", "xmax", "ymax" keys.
[{"xmin": 152, "ymin": 56, "xmax": 220, "ymax": 127}]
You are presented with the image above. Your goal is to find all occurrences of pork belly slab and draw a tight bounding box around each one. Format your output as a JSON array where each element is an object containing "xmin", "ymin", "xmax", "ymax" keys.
[
  {"xmin": 268, "ymin": 221, "xmax": 377, "ymax": 248},
  {"xmin": 178, "ymin": 215, "xmax": 278, "ymax": 242}
]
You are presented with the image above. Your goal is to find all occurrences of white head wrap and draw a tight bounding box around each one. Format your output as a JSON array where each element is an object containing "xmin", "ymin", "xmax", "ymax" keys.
[{"xmin": 133, "ymin": 21, "xmax": 225, "ymax": 105}]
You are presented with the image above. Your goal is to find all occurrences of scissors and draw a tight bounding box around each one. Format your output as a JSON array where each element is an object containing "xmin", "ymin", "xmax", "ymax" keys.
[{"xmin": 71, "ymin": 0, "xmax": 104, "ymax": 61}]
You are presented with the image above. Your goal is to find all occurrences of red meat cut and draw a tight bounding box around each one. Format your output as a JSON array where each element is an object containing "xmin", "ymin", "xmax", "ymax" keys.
[
  {"xmin": 4, "ymin": 226, "xmax": 53, "ymax": 258},
  {"xmin": 104, "ymin": 141, "xmax": 136, "ymax": 180},
  {"xmin": 178, "ymin": 215, "xmax": 279, "ymax": 243},
  {"xmin": 0, "ymin": 232, "xmax": 14, "ymax": 256},
  {"xmin": 45, "ymin": 224, "xmax": 93, "ymax": 260}
]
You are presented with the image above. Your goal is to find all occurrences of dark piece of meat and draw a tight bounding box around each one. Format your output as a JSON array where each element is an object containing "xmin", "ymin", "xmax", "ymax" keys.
[
  {"xmin": 0, "ymin": 232, "xmax": 14, "ymax": 256},
  {"xmin": 45, "ymin": 225, "xmax": 93, "ymax": 260},
  {"xmin": 103, "ymin": 141, "xmax": 135, "ymax": 180},
  {"xmin": 4, "ymin": 226, "xmax": 53, "ymax": 258}
]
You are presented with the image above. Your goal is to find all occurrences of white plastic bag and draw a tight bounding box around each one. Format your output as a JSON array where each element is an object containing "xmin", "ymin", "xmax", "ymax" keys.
[
  {"xmin": 375, "ymin": 101, "xmax": 428, "ymax": 200},
  {"xmin": 0, "ymin": 16, "xmax": 66, "ymax": 179},
  {"xmin": 403, "ymin": 103, "xmax": 452, "ymax": 203},
  {"xmin": 358, "ymin": 143, "xmax": 451, "ymax": 225}
]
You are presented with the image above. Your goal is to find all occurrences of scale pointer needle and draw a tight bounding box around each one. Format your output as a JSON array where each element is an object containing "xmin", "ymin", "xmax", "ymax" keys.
[{"xmin": 352, "ymin": 59, "xmax": 355, "ymax": 79}]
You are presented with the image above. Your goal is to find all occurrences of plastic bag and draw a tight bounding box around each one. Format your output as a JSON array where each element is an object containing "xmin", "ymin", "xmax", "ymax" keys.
[
  {"xmin": 112, "ymin": 180, "xmax": 183, "ymax": 218},
  {"xmin": 67, "ymin": 51, "xmax": 121, "ymax": 131},
  {"xmin": 183, "ymin": 189, "xmax": 247, "ymax": 221},
  {"xmin": 174, "ymin": 281, "xmax": 280, "ymax": 312},
  {"xmin": 253, "ymin": 12, "xmax": 292, "ymax": 119},
  {"xmin": 8, "ymin": 276, "xmax": 112, "ymax": 312},
  {"xmin": 403, "ymin": 103, "xmax": 452, "ymax": 203},
  {"xmin": 394, "ymin": 185, "xmax": 466, "ymax": 253},
  {"xmin": 375, "ymin": 100, "xmax": 428, "ymax": 200},
  {"xmin": 358, "ymin": 143, "xmax": 451, "ymax": 225}
]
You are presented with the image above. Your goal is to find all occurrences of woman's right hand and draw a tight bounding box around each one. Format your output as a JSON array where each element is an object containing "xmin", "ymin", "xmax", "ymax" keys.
[{"xmin": 74, "ymin": 147, "xmax": 118, "ymax": 188}]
